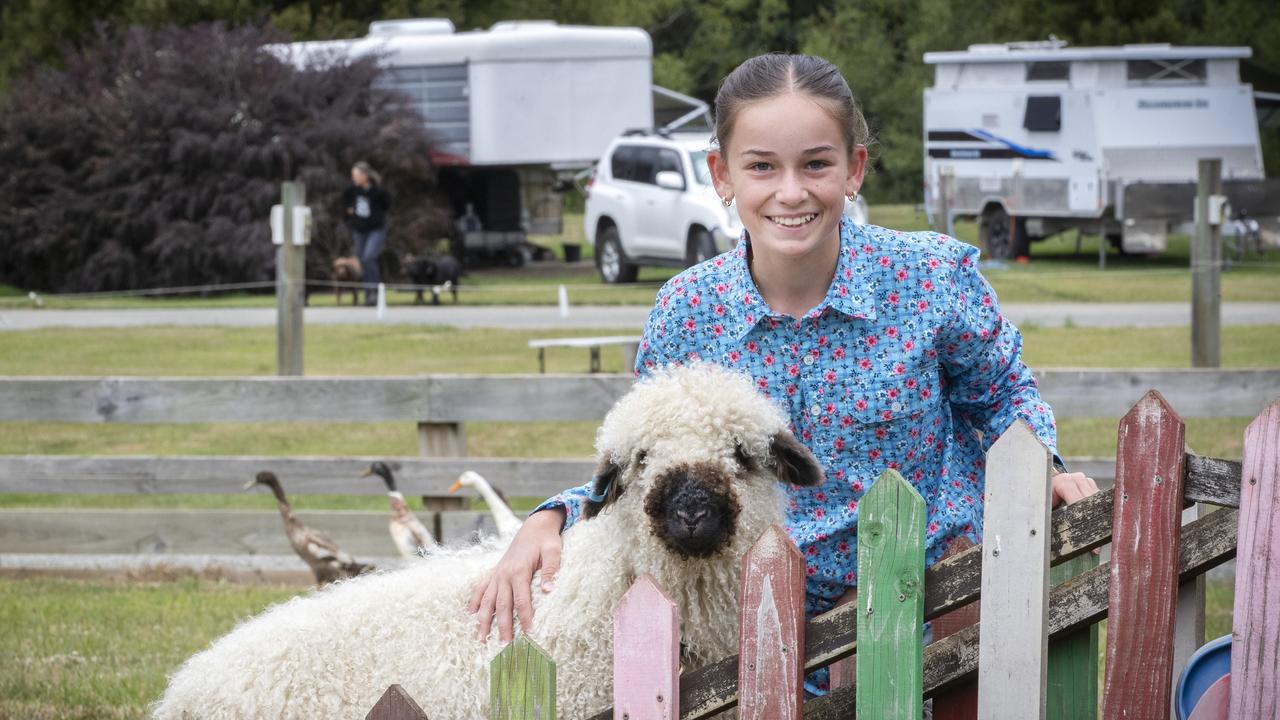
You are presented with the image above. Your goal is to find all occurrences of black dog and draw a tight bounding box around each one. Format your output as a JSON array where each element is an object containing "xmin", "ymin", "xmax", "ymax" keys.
[{"xmin": 404, "ymin": 254, "xmax": 461, "ymax": 305}]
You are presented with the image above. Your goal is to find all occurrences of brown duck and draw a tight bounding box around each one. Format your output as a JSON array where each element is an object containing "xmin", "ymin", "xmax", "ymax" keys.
[{"xmin": 244, "ymin": 471, "xmax": 373, "ymax": 585}]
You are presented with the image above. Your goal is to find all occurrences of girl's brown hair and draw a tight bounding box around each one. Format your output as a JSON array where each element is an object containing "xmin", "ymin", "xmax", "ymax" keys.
[{"xmin": 713, "ymin": 53, "xmax": 872, "ymax": 156}]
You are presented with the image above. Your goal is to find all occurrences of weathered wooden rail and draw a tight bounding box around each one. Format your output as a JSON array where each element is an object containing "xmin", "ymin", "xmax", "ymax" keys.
[
  {"xmin": 2, "ymin": 369, "xmax": 1273, "ymax": 422},
  {"xmin": 363, "ymin": 393, "xmax": 1278, "ymax": 719}
]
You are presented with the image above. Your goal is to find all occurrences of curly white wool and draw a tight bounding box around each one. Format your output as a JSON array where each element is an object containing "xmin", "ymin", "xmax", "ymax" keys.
[{"xmin": 152, "ymin": 364, "xmax": 801, "ymax": 719}]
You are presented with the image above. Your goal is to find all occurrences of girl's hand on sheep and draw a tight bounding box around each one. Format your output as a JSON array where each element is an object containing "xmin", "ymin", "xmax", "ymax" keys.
[{"xmin": 468, "ymin": 508, "xmax": 565, "ymax": 642}]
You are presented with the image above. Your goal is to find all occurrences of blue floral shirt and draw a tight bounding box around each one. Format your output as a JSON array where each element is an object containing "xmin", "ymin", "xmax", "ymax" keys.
[{"xmin": 537, "ymin": 216, "xmax": 1058, "ymax": 618}]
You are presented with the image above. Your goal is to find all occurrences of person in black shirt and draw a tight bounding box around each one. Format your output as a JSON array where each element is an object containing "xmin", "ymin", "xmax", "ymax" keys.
[{"xmin": 342, "ymin": 161, "xmax": 392, "ymax": 305}]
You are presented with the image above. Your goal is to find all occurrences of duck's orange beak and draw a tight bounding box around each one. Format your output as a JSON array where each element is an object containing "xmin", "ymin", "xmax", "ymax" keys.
[{"xmin": 447, "ymin": 479, "xmax": 464, "ymax": 493}]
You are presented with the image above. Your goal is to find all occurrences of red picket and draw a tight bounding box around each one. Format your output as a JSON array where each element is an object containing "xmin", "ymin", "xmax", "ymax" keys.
[
  {"xmin": 1102, "ymin": 390, "xmax": 1186, "ymax": 719},
  {"xmin": 1229, "ymin": 398, "xmax": 1280, "ymax": 719},
  {"xmin": 613, "ymin": 575, "xmax": 680, "ymax": 720},
  {"xmin": 932, "ymin": 536, "xmax": 979, "ymax": 720},
  {"xmin": 365, "ymin": 684, "xmax": 429, "ymax": 720},
  {"xmin": 737, "ymin": 524, "xmax": 806, "ymax": 720}
]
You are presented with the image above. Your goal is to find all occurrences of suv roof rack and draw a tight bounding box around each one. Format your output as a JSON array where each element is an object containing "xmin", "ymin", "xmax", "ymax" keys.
[{"xmin": 620, "ymin": 127, "xmax": 673, "ymax": 138}]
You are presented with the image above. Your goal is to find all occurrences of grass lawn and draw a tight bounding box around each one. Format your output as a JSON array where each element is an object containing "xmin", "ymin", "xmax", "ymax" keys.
[
  {"xmin": 3, "ymin": 206, "xmax": 1277, "ymax": 308},
  {"xmin": 0, "ymin": 574, "xmax": 1236, "ymax": 720},
  {"xmin": 1, "ymin": 324, "xmax": 1277, "ymax": 377},
  {"xmin": 0, "ymin": 576, "xmax": 299, "ymax": 720}
]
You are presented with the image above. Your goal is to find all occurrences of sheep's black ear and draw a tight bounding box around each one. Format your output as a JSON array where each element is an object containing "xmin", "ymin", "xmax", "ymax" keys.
[
  {"xmin": 582, "ymin": 457, "xmax": 624, "ymax": 520},
  {"xmin": 769, "ymin": 432, "xmax": 824, "ymax": 487}
]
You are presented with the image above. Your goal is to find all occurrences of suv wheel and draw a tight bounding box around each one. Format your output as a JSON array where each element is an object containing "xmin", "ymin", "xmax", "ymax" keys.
[
  {"xmin": 597, "ymin": 226, "xmax": 638, "ymax": 283},
  {"xmin": 685, "ymin": 229, "xmax": 717, "ymax": 267}
]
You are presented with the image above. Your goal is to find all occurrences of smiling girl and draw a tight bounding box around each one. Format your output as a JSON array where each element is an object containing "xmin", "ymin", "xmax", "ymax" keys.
[{"xmin": 470, "ymin": 52, "xmax": 1097, "ymax": 692}]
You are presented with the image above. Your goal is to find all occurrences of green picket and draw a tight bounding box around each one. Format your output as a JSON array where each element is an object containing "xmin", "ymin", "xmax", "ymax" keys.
[
  {"xmin": 1047, "ymin": 552, "xmax": 1100, "ymax": 720},
  {"xmin": 489, "ymin": 636, "xmax": 556, "ymax": 720},
  {"xmin": 856, "ymin": 468, "xmax": 926, "ymax": 718}
]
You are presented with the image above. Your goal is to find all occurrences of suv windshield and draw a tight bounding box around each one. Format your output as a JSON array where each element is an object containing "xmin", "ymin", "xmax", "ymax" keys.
[{"xmin": 689, "ymin": 150, "xmax": 712, "ymax": 185}]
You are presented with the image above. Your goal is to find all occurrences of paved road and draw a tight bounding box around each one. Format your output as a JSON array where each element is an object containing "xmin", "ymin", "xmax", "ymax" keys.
[{"xmin": 0, "ymin": 302, "xmax": 1276, "ymax": 331}]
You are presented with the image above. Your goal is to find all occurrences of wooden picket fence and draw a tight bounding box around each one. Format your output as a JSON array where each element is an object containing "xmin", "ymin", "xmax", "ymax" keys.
[{"xmin": 357, "ymin": 391, "xmax": 1277, "ymax": 719}]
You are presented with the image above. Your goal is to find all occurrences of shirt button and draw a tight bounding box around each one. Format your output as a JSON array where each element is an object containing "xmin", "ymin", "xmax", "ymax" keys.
[
  {"xmin": 810, "ymin": 404, "xmax": 822, "ymax": 416},
  {"xmin": 803, "ymin": 354, "xmax": 815, "ymax": 366},
  {"xmin": 892, "ymin": 401, "xmax": 903, "ymax": 412}
]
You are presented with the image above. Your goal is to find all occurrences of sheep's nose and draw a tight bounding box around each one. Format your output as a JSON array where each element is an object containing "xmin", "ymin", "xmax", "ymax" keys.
[{"xmin": 675, "ymin": 506, "xmax": 709, "ymax": 531}]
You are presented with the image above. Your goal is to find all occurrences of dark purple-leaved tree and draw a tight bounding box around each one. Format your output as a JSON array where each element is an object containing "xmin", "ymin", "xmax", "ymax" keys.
[{"xmin": 0, "ymin": 22, "xmax": 448, "ymax": 292}]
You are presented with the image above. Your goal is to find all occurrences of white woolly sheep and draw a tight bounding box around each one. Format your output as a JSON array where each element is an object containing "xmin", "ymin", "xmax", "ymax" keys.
[{"xmin": 152, "ymin": 363, "xmax": 823, "ymax": 719}]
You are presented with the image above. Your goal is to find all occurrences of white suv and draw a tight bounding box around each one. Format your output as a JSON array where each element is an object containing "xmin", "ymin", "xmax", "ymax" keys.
[{"xmin": 585, "ymin": 130, "xmax": 868, "ymax": 283}]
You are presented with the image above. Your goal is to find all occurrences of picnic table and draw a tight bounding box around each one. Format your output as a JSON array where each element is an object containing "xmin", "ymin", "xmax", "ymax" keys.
[{"xmin": 528, "ymin": 335, "xmax": 642, "ymax": 373}]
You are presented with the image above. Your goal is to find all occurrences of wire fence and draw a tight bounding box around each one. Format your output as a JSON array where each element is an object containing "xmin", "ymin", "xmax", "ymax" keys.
[{"xmin": 2, "ymin": 260, "xmax": 1277, "ymax": 308}]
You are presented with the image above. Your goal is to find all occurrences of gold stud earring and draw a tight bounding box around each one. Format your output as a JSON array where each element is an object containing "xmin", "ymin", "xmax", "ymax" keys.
[
  {"xmin": 722, "ymin": 196, "xmax": 733, "ymax": 208},
  {"xmin": 846, "ymin": 192, "xmax": 858, "ymax": 203}
]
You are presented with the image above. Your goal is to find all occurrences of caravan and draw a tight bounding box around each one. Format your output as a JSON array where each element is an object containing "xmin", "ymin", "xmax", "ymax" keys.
[
  {"xmin": 284, "ymin": 19, "xmax": 706, "ymax": 265},
  {"xmin": 923, "ymin": 40, "xmax": 1278, "ymax": 259}
]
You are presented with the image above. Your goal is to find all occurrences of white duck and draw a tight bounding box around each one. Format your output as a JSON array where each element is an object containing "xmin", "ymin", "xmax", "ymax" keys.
[
  {"xmin": 449, "ymin": 471, "xmax": 523, "ymax": 538},
  {"xmin": 362, "ymin": 462, "xmax": 437, "ymax": 557}
]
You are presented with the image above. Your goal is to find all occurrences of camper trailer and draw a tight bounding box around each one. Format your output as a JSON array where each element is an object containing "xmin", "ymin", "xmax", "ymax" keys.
[
  {"xmin": 285, "ymin": 19, "xmax": 706, "ymax": 265},
  {"xmin": 923, "ymin": 40, "xmax": 1278, "ymax": 259}
]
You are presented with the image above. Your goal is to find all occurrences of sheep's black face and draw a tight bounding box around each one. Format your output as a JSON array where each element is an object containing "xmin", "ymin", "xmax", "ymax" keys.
[{"xmin": 644, "ymin": 462, "xmax": 741, "ymax": 558}]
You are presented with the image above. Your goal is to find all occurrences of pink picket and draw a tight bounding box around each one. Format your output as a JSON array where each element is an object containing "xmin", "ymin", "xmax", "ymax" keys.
[
  {"xmin": 737, "ymin": 524, "xmax": 806, "ymax": 720},
  {"xmin": 1229, "ymin": 398, "xmax": 1280, "ymax": 719},
  {"xmin": 612, "ymin": 575, "xmax": 680, "ymax": 720}
]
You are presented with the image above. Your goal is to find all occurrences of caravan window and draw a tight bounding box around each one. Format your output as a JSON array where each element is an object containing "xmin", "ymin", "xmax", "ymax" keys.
[
  {"xmin": 1127, "ymin": 59, "xmax": 1206, "ymax": 83},
  {"xmin": 1026, "ymin": 61, "xmax": 1069, "ymax": 81},
  {"xmin": 1023, "ymin": 95, "xmax": 1061, "ymax": 132}
]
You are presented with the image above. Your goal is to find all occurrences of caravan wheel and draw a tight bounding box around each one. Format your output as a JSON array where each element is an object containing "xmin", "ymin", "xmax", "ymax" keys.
[{"xmin": 979, "ymin": 206, "xmax": 1030, "ymax": 260}]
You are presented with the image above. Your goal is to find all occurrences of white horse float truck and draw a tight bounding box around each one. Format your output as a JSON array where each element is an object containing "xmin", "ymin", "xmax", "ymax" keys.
[
  {"xmin": 284, "ymin": 19, "xmax": 706, "ymax": 265},
  {"xmin": 923, "ymin": 41, "xmax": 1279, "ymax": 259}
]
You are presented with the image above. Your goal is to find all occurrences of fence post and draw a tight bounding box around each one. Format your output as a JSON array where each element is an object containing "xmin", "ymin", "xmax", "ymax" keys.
[
  {"xmin": 738, "ymin": 524, "xmax": 805, "ymax": 720},
  {"xmin": 1229, "ymin": 398, "xmax": 1280, "ymax": 719},
  {"xmin": 417, "ymin": 422, "xmax": 469, "ymax": 523},
  {"xmin": 1192, "ymin": 157, "xmax": 1222, "ymax": 368},
  {"xmin": 490, "ymin": 636, "xmax": 556, "ymax": 720},
  {"xmin": 613, "ymin": 575, "xmax": 679, "ymax": 720},
  {"xmin": 1101, "ymin": 391, "xmax": 1186, "ymax": 718},
  {"xmin": 978, "ymin": 420, "xmax": 1052, "ymax": 720},
  {"xmin": 366, "ymin": 684, "xmax": 429, "ymax": 720},
  {"xmin": 276, "ymin": 181, "xmax": 306, "ymax": 376},
  {"xmin": 857, "ymin": 469, "xmax": 925, "ymax": 719}
]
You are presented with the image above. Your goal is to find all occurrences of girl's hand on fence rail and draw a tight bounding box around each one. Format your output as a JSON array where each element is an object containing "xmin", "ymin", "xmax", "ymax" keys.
[
  {"xmin": 468, "ymin": 508, "xmax": 566, "ymax": 642},
  {"xmin": 1050, "ymin": 471, "xmax": 1099, "ymax": 507}
]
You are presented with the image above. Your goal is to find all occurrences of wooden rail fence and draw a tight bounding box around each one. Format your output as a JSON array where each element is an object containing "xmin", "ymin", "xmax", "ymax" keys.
[
  {"xmin": 1, "ymin": 371, "xmax": 1276, "ymax": 562},
  {"xmin": 361, "ymin": 393, "xmax": 1277, "ymax": 719}
]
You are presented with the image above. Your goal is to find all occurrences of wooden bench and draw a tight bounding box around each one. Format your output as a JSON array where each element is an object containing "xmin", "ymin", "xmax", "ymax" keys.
[{"xmin": 528, "ymin": 335, "xmax": 642, "ymax": 373}]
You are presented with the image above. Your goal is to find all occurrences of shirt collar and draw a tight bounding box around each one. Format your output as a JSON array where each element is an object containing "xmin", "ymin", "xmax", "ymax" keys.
[{"xmin": 723, "ymin": 216, "xmax": 878, "ymax": 342}]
